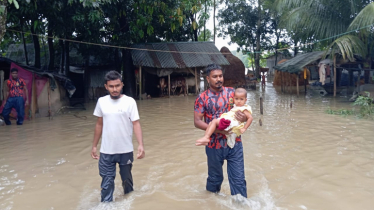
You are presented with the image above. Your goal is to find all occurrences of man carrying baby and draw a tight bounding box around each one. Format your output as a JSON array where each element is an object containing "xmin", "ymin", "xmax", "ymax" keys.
[{"xmin": 194, "ymin": 64, "xmax": 253, "ymax": 198}]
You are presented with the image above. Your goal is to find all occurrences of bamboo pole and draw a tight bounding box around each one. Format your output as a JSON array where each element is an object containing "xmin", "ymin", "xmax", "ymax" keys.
[
  {"xmin": 333, "ymin": 55, "xmax": 337, "ymax": 97},
  {"xmin": 296, "ymin": 74, "xmax": 299, "ymax": 96},
  {"xmin": 31, "ymin": 73, "xmax": 36, "ymax": 119},
  {"xmin": 139, "ymin": 66, "xmax": 142, "ymax": 100},
  {"xmin": 48, "ymin": 79, "xmax": 51, "ymax": 120},
  {"xmin": 281, "ymin": 71, "xmax": 283, "ymax": 92},
  {"xmin": 195, "ymin": 67, "xmax": 198, "ymax": 94},
  {"xmin": 168, "ymin": 74, "xmax": 171, "ymax": 97}
]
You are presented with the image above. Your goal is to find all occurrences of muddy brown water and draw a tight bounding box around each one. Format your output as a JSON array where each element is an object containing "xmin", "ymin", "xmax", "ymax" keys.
[{"xmin": 1, "ymin": 83, "xmax": 374, "ymax": 210}]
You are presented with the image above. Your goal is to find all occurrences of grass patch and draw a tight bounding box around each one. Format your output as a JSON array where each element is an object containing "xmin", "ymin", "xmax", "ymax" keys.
[{"xmin": 326, "ymin": 93, "xmax": 374, "ymax": 119}]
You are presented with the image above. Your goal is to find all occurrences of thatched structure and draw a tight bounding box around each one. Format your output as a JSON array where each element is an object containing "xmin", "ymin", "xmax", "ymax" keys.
[
  {"xmin": 273, "ymin": 59, "xmax": 310, "ymax": 86},
  {"xmin": 273, "ymin": 70, "xmax": 310, "ymax": 86},
  {"xmin": 220, "ymin": 47, "xmax": 246, "ymax": 87},
  {"xmin": 131, "ymin": 42, "xmax": 229, "ymax": 98}
]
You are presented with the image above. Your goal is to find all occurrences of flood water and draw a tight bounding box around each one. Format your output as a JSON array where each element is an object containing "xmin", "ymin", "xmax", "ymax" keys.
[{"xmin": 1, "ymin": 83, "xmax": 374, "ymax": 210}]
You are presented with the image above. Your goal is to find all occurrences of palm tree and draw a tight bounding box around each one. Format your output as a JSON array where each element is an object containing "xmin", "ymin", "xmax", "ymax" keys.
[{"xmin": 276, "ymin": 0, "xmax": 374, "ymax": 61}]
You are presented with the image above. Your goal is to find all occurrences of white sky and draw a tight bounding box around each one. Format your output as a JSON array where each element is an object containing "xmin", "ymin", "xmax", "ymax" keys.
[{"xmin": 205, "ymin": 5, "xmax": 239, "ymax": 51}]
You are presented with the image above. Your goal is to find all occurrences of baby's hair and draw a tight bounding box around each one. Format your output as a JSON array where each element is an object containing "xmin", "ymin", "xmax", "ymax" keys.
[{"xmin": 235, "ymin": 88, "xmax": 247, "ymax": 97}]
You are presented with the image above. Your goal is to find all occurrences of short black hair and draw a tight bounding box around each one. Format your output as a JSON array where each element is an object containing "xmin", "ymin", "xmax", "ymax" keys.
[
  {"xmin": 205, "ymin": 63, "xmax": 224, "ymax": 76},
  {"xmin": 10, "ymin": 68, "xmax": 18, "ymax": 73},
  {"xmin": 104, "ymin": 70, "xmax": 122, "ymax": 84}
]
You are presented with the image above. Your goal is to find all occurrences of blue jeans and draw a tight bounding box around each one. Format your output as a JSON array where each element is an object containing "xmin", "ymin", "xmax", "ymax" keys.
[
  {"xmin": 205, "ymin": 142, "xmax": 247, "ymax": 197},
  {"xmin": 2, "ymin": 97, "xmax": 25, "ymax": 125}
]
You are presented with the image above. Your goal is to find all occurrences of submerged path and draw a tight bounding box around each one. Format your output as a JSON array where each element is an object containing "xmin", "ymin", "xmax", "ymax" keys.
[{"xmin": 1, "ymin": 83, "xmax": 374, "ymax": 210}]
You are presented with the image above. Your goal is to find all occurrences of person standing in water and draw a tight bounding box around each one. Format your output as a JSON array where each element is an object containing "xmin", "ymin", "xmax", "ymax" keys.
[
  {"xmin": 91, "ymin": 70, "xmax": 145, "ymax": 202},
  {"xmin": 194, "ymin": 64, "xmax": 250, "ymax": 198},
  {"xmin": 1, "ymin": 68, "xmax": 28, "ymax": 125}
]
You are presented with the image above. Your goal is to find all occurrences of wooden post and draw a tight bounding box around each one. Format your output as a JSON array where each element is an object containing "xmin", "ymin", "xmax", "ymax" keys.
[
  {"xmin": 0, "ymin": 70, "xmax": 3, "ymax": 102},
  {"xmin": 280, "ymin": 71, "xmax": 283, "ymax": 92},
  {"xmin": 168, "ymin": 74, "xmax": 171, "ymax": 97},
  {"xmin": 260, "ymin": 96, "xmax": 263, "ymax": 115},
  {"xmin": 296, "ymin": 74, "xmax": 299, "ymax": 96},
  {"xmin": 31, "ymin": 73, "xmax": 37, "ymax": 119},
  {"xmin": 333, "ymin": 55, "xmax": 337, "ymax": 97},
  {"xmin": 48, "ymin": 79, "xmax": 51, "ymax": 120},
  {"xmin": 195, "ymin": 67, "xmax": 198, "ymax": 94},
  {"xmin": 304, "ymin": 69, "xmax": 307, "ymax": 94},
  {"xmin": 139, "ymin": 66, "xmax": 142, "ymax": 100}
]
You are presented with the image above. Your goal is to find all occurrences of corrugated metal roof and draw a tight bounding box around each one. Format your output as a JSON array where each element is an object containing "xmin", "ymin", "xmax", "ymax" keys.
[
  {"xmin": 131, "ymin": 42, "xmax": 229, "ymax": 69},
  {"xmin": 90, "ymin": 69, "xmax": 114, "ymax": 88},
  {"xmin": 274, "ymin": 51, "xmax": 328, "ymax": 73}
]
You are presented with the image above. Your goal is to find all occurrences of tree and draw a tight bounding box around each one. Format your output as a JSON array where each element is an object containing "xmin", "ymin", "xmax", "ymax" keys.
[
  {"xmin": 276, "ymin": 0, "xmax": 374, "ymax": 61},
  {"xmin": 218, "ymin": 0, "xmax": 275, "ymax": 78},
  {"xmin": 198, "ymin": 29, "xmax": 213, "ymax": 41}
]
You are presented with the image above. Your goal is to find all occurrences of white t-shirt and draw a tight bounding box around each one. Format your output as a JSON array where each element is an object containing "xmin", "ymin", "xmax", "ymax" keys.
[{"xmin": 93, "ymin": 95, "xmax": 140, "ymax": 154}]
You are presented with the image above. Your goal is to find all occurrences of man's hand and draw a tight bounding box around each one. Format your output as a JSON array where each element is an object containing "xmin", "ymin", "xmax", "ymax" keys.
[
  {"xmin": 91, "ymin": 147, "xmax": 99, "ymax": 159},
  {"xmin": 235, "ymin": 111, "xmax": 247, "ymax": 123},
  {"xmin": 137, "ymin": 145, "xmax": 145, "ymax": 159},
  {"xmin": 215, "ymin": 129, "xmax": 231, "ymax": 135},
  {"xmin": 25, "ymin": 100, "xmax": 29, "ymax": 106},
  {"xmin": 240, "ymin": 128, "xmax": 246, "ymax": 134}
]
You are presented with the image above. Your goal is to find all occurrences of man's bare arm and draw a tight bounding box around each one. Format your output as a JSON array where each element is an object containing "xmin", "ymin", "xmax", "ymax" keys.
[
  {"xmin": 194, "ymin": 111, "xmax": 208, "ymax": 131},
  {"xmin": 133, "ymin": 120, "xmax": 145, "ymax": 159},
  {"xmin": 91, "ymin": 117, "xmax": 103, "ymax": 159},
  {"xmin": 194, "ymin": 111, "xmax": 230, "ymax": 135}
]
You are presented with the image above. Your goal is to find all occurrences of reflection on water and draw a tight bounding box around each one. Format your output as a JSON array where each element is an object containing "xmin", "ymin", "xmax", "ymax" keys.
[{"xmin": 1, "ymin": 83, "xmax": 374, "ymax": 210}]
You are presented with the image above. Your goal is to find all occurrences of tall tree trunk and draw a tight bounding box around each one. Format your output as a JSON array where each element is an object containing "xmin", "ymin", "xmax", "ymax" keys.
[
  {"xmin": 255, "ymin": 0, "xmax": 261, "ymax": 78},
  {"xmin": 20, "ymin": 20, "xmax": 29, "ymax": 65},
  {"xmin": 0, "ymin": 0, "xmax": 7, "ymax": 42},
  {"xmin": 122, "ymin": 49, "xmax": 136, "ymax": 97},
  {"xmin": 64, "ymin": 37, "xmax": 70, "ymax": 77},
  {"xmin": 213, "ymin": 0, "xmax": 216, "ymax": 43},
  {"xmin": 274, "ymin": 24, "xmax": 280, "ymax": 67},
  {"xmin": 30, "ymin": 21, "xmax": 41, "ymax": 68},
  {"xmin": 274, "ymin": 29, "xmax": 280, "ymax": 76},
  {"xmin": 204, "ymin": 0, "xmax": 207, "ymax": 41},
  {"xmin": 59, "ymin": 39, "xmax": 65, "ymax": 74},
  {"xmin": 190, "ymin": 13, "xmax": 198, "ymax": 41},
  {"xmin": 47, "ymin": 25, "xmax": 55, "ymax": 70},
  {"xmin": 294, "ymin": 39, "xmax": 299, "ymax": 56}
]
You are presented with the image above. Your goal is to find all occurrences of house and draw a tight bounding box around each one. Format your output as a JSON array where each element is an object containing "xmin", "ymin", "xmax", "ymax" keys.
[
  {"xmin": 131, "ymin": 41, "xmax": 230, "ymax": 99},
  {"xmin": 0, "ymin": 57, "xmax": 76, "ymax": 119}
]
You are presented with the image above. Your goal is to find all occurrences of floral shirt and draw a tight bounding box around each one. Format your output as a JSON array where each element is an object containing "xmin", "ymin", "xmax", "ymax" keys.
[
  {"xmin": 7, "ymin": 78, "xmax": 26, "ymax": 98},
  {"xmin": 194, "ymin": 86, "xmax": 240, "ymax": 149}
]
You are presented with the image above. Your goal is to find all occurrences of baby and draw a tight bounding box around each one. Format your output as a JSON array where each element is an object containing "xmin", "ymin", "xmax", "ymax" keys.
[{"xmin": 196, "ymin": 88, "xmax": 253, "ymax": 148}]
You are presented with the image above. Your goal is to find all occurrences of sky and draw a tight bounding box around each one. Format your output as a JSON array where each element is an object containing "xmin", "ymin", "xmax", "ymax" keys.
[{"xmin": 205, "ymin": 4, "xmax": 239, "ymax": 51}]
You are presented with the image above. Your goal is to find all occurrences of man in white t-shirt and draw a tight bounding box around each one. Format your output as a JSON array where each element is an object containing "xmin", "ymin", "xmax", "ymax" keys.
[{"xmin": 91, "ymin": 70, "xmax": 145, "ymax": 202}]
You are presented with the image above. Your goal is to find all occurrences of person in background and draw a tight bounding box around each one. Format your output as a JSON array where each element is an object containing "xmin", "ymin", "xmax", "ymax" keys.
[{"xmin": 1, "ymin": 68, "xmax": 28, "ymax": 125}]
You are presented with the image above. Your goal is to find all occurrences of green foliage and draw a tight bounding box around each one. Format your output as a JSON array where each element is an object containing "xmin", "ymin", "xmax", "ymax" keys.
[
  {"xmin": 325, "ymin": 109, "xmax": 354, "ymax": 116},
  {"xmin": 276, "ymin": 0, "xmax": 374, "ymax": 60},
  {"xmin": 353, "ymin": 93, "xmax": 374, "ymax": 118},
  {"xmin": 326, "ymin": 94, "xmax": 374, "ymax": 119},
  {"xmin": 198, "ymin": 29, "xmax": 213, "ymax": 41}
]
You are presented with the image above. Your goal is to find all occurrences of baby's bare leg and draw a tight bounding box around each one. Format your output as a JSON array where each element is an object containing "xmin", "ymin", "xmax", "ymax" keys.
[{"xmin": 196, "ymin": 119, "xmax": 220, "ymax": 146}]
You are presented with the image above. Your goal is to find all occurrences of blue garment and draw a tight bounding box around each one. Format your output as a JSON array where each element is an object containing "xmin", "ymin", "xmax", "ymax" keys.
[
  {"xmin": 2, "ymin": 97, "xmax": 25, "ymax": 125},
  {"xmin": 205, "ymin": 142, "xmax": 247, "ymax": 197},
  {"xmin": 98, "ymin": 152, "xmax": 134, "ymax": 202}
]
